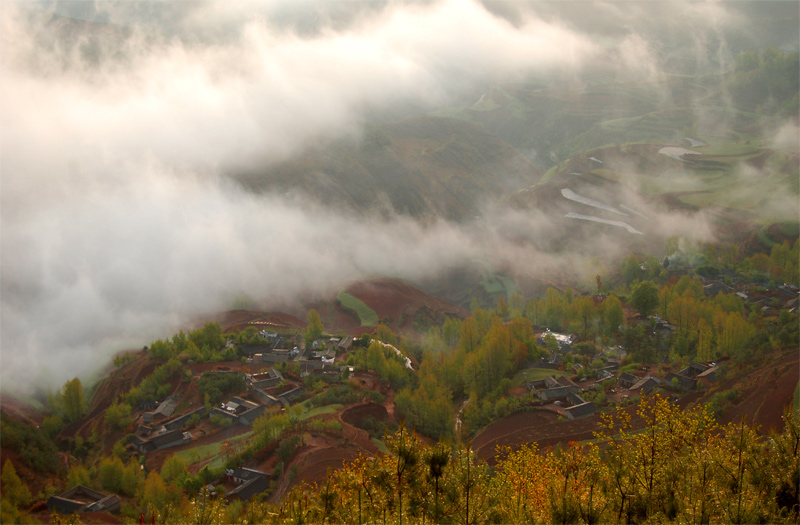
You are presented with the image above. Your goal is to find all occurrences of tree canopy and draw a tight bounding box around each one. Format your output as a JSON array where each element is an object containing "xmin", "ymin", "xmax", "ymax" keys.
[{"xmin": 630, "ymin": 280, "xmax": 660, "ymax": 318}]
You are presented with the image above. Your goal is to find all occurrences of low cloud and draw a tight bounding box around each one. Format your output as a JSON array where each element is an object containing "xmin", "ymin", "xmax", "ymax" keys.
[{"xmin": 0, "ymin": 0, "xmax": 790, "ymax": 395}]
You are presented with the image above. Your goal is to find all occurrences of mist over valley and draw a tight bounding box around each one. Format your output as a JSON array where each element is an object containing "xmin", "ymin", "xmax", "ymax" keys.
[{"xmin": 1, "ymin": 0, "xmax": 798, "ymax": 396}]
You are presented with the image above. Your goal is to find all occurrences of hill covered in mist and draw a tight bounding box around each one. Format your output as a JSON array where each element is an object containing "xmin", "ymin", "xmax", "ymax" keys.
[{"xmin": 1, "ymin": 0, "xmax": 798, "ymax": 397}]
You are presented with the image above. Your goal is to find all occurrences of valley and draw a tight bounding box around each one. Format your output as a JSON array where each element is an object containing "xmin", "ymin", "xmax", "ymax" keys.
[{"xmin": 1, "ymin": 1, "xmax": 798, "ymax": 524}]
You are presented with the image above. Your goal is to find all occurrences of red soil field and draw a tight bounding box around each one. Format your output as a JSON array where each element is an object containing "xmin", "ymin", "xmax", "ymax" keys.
[
  {"xmin": 715, "ymin": 350, "xmax": 799, "ymax": 432},
  {"xmin": 341, "ymin": 402, "xmax": 389, "ymax": 427},
  {"xmin": 217, "ymin": 310, "xmax": 305, "ymax": 333},
  {"xmin": 471, "ymin": 409, "xmax": 600, "ymax": 465},
  {"xmin": 344, "ymin": 277, "xmax": 469, "ymax": 335},
  {"xmin": 267, "ymin": 411, "xmax": 379, "ymax": 502}
]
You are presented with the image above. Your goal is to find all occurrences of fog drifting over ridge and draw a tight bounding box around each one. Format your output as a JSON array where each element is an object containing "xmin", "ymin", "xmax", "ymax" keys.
[{"xmin": 0, "ymin": 0, "xmax": 794, "ymax": 395}]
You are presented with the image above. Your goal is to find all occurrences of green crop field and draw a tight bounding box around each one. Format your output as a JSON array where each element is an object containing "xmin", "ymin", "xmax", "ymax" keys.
[
  {"xmin": 512, "ymin": 367, "xmax": 561, "ymax": 387},
  {"xmin": 176, "ymin": 431, "xmax": 253, "ymax": 466},
  {"xmin": 299, "ymin": 404, "xmax": 343, "ymax": 421},
  {"xmin": 337, "ymin": 290, "xmax": 378, "ymax": 327}
]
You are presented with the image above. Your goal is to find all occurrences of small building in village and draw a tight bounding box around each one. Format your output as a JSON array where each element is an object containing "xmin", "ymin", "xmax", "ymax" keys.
[{"xmin": 47, "ymin": 486, "xmax": 121, "ymax": 515}]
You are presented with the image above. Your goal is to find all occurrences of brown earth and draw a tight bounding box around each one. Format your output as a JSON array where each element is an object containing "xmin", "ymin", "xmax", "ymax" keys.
[
  {"xmin": 267, "ymin": 410, "xmax": 379, "ymax": 502},
  {"xmin": 714, "ymin": 350, "xmax": 799, "ymax": 432},
  {"xmin": 341, "ymin": 402, "xmax": 389, "ymax": 428},
  {"xmin": 0, "ymin": 393, "xmax": 44, "ymax": 427},
  {"xmin": 343, "ymin": 277, "xmax": 470, "ymax": 336},
  {"xmin": 765, "ymin": 222, "xmax": 799, "ymax": 246},
  {"xmin": 216, "ymin": 310, "xmax": 306, "ymax": 333},
  {"xmin": 471, "ymin": 408, "xmax": 602, "ymax": 465},
  {"xmin": 60, "ymin": 351, "xmax": 159, "ymax": 443}
]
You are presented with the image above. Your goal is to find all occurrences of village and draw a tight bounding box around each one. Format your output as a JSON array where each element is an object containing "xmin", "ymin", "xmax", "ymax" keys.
[{"xmin": 36, "ymin": 264, "xmax": 800, "ymax": 515}]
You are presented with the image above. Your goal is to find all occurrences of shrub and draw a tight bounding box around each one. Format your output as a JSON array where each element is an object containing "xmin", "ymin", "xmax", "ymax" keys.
[{"xmin": 210, "ymin": 413, "xmax": 234, "ymax": 427}]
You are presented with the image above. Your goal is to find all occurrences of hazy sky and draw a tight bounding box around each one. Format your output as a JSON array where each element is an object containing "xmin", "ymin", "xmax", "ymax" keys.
[{"xmin": 0, "ymin": 0, "xmax": 796, "ymax": 395}]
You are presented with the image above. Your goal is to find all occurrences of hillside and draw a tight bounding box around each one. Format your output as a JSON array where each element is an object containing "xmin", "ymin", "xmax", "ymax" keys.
[{"xmin": 235, "ymin": 116, "xmax": 542, "ymax": 221}]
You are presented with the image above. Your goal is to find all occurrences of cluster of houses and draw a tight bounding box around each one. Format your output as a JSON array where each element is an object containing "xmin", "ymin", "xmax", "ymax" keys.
[
  {"xmin": 525, "ymin": 375, "xmax": 597, "ymax": 420},
  {"xmin": 129, "ymin": 397, "xmax": 207, "ymax": 454},
  {"xmin": 245, "ymin": 335, "xmax": 352, "ymax": 375},
  {"xmin": 125, "ymin": 335, "xmax": 356, "ymax": 458},
  {"xmin": 525, "ymin": 353, "xmax": 719, "ymax": 420},
  {"xmin": 47, "ymin": 465, "xmax": 275, "ymax": 516},
  {"xmin": 665, "ymin": 362, "xmax": 719, "ymax": 391},
  {"xmin": 703, "ymin": 278, "xmax": 799, "ymax": 314}
]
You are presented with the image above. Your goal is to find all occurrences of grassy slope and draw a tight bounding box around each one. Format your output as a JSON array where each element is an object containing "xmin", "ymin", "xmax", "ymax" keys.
[
  {"xmin": 176, "ymin": 431, "xmax": 253, "ymax": 466},
  {"xmin": 337, "ymin": 290, "xmax": 379, "ymax": 327}
]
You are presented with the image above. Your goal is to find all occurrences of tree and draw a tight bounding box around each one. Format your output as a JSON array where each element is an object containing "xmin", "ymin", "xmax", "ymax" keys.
[
  {"xmin": 385, "ymin": 425, "xmax": 421, "ymax": 525},
  {"xmin": 1, "ymin": 459, "xmax": 31, "ymax": 507},
  {"xmin": 630, "ymin": 281, "xmax": 660, "ymax": 318},
  {"xmin": 622, "ymin": 254, "xmax": 642, "ymax": 284},
  {"xmin": 161, "ymin": 455, "xmax": 189, "ymax": 487},
  {"xmin": 303, "ymin": 309, "xmax": 324, "ymax": 348},
  {"xmin": 573, "ymin": 296, "xmax": 598, "ymax": 341},
  {"xmin": 496, "ymin": 296, "xmax": 510, "ymax": 320},
  {"xmin": 105, "ymin": 400, "xmax": 133, "ymax": 430},
  {"xmin": 458, "ymin": 316, "xmax": 481, "ymax": 353},
  {"xmin": 603, "ymin": 294, "xmax": 624, "ymax": 336},
  {"xmin": 543, "ymin": 334, "xmax": 559, "ymax": 357},
  {"xmin": 442, "ymin": 317, "xmax": 461, "ymax": 349},
  {"xmin": 542, "ymin": 288, "xmax": 566, "ymax": 330},
  {"xmin": 61, "ymin": 377, "xmax": 85, "ymax": 423},
  {"xmin": 98, "ymin": 456, "xmax": 125, "ymax": 493}
]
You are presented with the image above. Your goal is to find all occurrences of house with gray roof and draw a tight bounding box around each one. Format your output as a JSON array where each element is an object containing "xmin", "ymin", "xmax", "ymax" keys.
[
  {"xmin": 211, "ymin": 397, "xmax": 266, "ymax": 426},
  {"xmin": 224, "ymin": 467, "xmax": 271, "ymax": 502},
  {"xmin": 666, "ymin": 372, "xmax": 696, "ymax": 391},
  {"xmin": 527, "ymin": 375, "xmax": 580, "ymax": 401},
  {"xmin": 564, "ymin": 402, "xmax": 596, "ymax": 420},
  {"xmin": 246, "ymin": 369, "xmax": 284, "ymax": 390},
  {"xmin": 143, "ymin": 395, "xmax": 180, "ymax": 423},
  {"xmin": 680, "ymin": 362, "xmax": 710, "ymax": 378},
  {"xmin": 696, "ymin": 365, "xmax": 719, "ymax": 387},
  {"xmin": 278, "ymin": 385, "xmax": 306, "ymax": 404},
  {"xmin": 251, "ymin": 388, "xmax": 280, "ymax": 406},
  {"xmin": 629, "ymin": 376, "xmax": 660, "ymax": 395},
  {"xmin": 47, "ymin": 485, "xmax": 121, "ymax": 515},
  {"xmin": 163, "ymin": 406, "xmax": 208, "ymax": 432},
  {"xmin": 130, "ymin": 429, "xmax": 192, "ymax": 454},
  {"xmin": 618, "ymin": 372, "xmax": 638, "ymax": 389}
]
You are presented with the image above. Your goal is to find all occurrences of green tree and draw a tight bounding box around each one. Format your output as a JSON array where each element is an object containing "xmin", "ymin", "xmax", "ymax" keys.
[
  {"xmin": 603, "ymin": 294, "xmax": 624, "ymax": 336},
  {"xmin": 1, "ymin": 459, "xmax": 31, "ymax": 507},
  {"xmin": 66, "ymin": 464, "xmax": 91, "ymax": 488},
  {"xmin": 622, "ymin": 254, "xmax": 642, "ymax": 284},
  {"xmin": 105, "ymin": 400, "xmax": 133, "ymax": 430},
  {"xmin": 303, "ymin": 309, "xmax": 324, "ymax": 348},
  {"xmin": 40, "ymin": 415, "xmax": 64, "ymax": 439},
  {"xmin": 61, "ymin": 377, "xmax": 85, "ymax": 423},
  {"xmin": 631, "ymin": 281, "xmax": 660, "ymax": 318},
  {"xmin": 543, "ymin": 333, "xmax": 559, "ymax": 357},
  {"xmin": 161, "ymin": 455, "xmax": 189, "ymax": 488},
  {"xmin": 98, "ymin": 456, "xmax": 125, "ymax": 493}
]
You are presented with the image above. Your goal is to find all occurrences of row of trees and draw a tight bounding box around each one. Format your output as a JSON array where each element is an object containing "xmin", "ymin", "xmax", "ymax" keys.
[
  {"xmin": 702, "ymin": 240, "xmax": 799, "ymax": 286},
  {"xmin": 123, "ymin": 396, "xmax": 799, "ymax": 524},
  {"xmin": 149, "ymin": 322, "xmax": 232, "ymax": 362}
]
